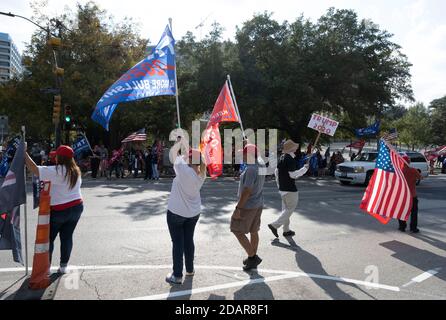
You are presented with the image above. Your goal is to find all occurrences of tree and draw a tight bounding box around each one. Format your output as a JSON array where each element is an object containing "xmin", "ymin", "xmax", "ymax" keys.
[
  {"xmin": 394, "ymin": 103, "xmax": 431, "ymax": 150},
  {"xmin": 233, "ymin": 9, "xmax": 414, "ymax": 142},
  {"xmin": 429, "ymin": 95, "xmax": 446, "ymax": 145}
]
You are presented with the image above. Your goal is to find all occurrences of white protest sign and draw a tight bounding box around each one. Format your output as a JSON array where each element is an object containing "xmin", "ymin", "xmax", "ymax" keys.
[{"xmin": 307, "ymin": 114, "xmax": 339, "ymax": 137}]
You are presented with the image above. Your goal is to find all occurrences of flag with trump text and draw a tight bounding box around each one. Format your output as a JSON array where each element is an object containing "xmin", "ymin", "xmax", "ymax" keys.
[
  {"xmin": 360, "ymin": 140, "xmax": 413, "ymax": 224},
  {"xmin": 91, "ymin": 25, "xmax": 176, "ymax": 130},
  {"xmin": 201, "ymin": 81, "xmax": 240, "ymax": 179}
]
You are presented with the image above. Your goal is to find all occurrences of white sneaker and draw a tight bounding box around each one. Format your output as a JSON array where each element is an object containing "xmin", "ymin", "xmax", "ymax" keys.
[{"xmin": 58, "ymin": 266, "xmax": 68, "ymax": 274}]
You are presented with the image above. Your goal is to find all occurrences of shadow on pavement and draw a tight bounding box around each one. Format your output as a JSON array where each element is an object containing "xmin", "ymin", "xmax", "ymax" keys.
[
  {"xmin": 272, "ymin": 237, "xmax": 377, "ymax": 300},
  {"xmin": 166, "ymin": 275, "xmax": 194, "ymax": 300},
  {"xmin": 380, "ymin": 240, "xmax": 446, "ymax": 282},
  {"xmin": 233, "ymin": 271, "xmax": 274, "ymax": 300},
  {"xmin": 411, "ymin": 228, "xmax": 446, "ymax": 252},
  {"xmin": 3, "ymin": 273, "xmax": 62, "ymax": 300},
  {"xmin": 0, "ymin": 275, "xmax": 27, "ymax": 300}
]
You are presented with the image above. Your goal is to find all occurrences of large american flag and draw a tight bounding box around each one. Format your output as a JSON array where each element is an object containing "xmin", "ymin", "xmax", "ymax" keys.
[
  {"xmin": 121, "ymin": 128, "xmax": 147, "ymax": 143},
  {"xmin": 360, "ymin": 139, "xmax": 413, "ymax": 224}
]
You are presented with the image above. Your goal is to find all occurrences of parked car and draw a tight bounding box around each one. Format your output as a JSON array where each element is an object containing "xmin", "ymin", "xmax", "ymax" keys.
[{"xmin": 335, "ymin": 151, "xmax": 429, "ymax": 186}]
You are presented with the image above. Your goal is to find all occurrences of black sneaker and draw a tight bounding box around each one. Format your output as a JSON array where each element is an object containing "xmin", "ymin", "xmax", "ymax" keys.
[
  {"xmin": 268, "ymin": 224, "xmax": 279, "ymax": 238},
  {"xmin": 410, "ymin": 228, "xmax": 420, "ymax": 234},
  {"xmin": 243, "ymin": 255, "xmax": 262, "ymax": 271},
  {"xmin": 398, "ymin": 227, "xmax": 406, "ymax": 233},
  {"xmin": 283, "ymin": 230, "xmax": 296, "ymax": 237},
  {"xmin": 243, "ymin": 255, "xmax": 262, "ymax": 266}
]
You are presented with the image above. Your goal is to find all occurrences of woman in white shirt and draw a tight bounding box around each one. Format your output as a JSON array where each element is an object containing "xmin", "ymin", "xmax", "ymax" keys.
[
  {"xmin": 165, "ymin": 140, "xmax": 206, "ymax": 285},
  {"xmin": 25, "ymin": 145, "xmax": 83, "ymax": 274}
]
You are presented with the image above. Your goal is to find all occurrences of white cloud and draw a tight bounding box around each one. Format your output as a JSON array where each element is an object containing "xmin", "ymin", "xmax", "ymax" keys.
[{"xmin": 1, "ymin": 0, "xmax": 445, "ymax": 104}]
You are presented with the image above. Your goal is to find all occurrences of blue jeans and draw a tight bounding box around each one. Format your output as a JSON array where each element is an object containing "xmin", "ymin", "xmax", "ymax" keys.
[
  {"xmin": 152, "ymin": 163, "xmax": 159, "ymax": 179},
  {"xmin": 167, "ymin": 210, "xmax": 200, "ymax": 278},
  {"xmin": 50, "ymin": 203, "xmax": 83, "ymax": 266}
]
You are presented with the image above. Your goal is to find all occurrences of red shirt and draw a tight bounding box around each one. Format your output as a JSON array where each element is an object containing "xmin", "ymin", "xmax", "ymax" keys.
[{"xmin": 403, "ymin": 166, "xmax": 421, "ymax": 197}]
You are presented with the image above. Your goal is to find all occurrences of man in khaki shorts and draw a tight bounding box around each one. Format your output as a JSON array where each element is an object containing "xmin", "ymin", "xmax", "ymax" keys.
[{"xmin": 231, "ymin": 144, "xmax": 266, "ymax": 271}]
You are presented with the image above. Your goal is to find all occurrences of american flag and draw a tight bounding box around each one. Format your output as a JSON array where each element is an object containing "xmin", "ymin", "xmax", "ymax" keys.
[
  {"xmin": 360, "ymin": 139, "xmax": 413, "ymax": 224},
  {"xmin": 382, "ymin": 128, "xmax": 398, "ymax": 141},
  {"xmin": 121, "ymin": 129, "xmax": 147, "ymax": 143}
]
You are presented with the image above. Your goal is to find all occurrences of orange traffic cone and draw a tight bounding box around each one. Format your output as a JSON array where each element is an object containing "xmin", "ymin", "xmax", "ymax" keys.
[{"xmin": 29, "ymin": 181, "xmax": 51, "ymax": 289}]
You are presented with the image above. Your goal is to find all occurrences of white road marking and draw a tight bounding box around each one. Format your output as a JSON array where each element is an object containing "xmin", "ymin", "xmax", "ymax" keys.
[
  {"xmin": 128, "ymin": 273, "xmax": 300, "ymax": 300},
  {"xmin": 402, "ymin": 268, "xmax": 442, "ymax": 287},
  {"xmin": 0, "ymin": 264, "xmax": 400, "ymax": 298}
]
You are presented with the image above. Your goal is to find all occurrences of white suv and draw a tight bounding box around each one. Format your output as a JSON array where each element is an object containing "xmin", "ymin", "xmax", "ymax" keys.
[{"xmin": 335, "ymin": 152, "xmax": 429, "ymax": 186}]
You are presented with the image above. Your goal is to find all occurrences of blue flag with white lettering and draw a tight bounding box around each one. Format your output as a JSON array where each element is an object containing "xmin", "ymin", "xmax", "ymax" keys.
[
  {"xmin": 92, "ymin": 25, "xmax": 176, "ymax": 130},
  {"xmin": 355, "ymin": 121, "xmax": 380, "ymax": 138},
  {"xmin": 72, "ymin": 135, "xmax": 90, "ymax": 156}
]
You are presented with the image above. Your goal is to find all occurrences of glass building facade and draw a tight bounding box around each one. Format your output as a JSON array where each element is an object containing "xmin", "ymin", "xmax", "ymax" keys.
[{"xmin": 0, "ymin": 32, "xmax": 23, "ymax": 83}]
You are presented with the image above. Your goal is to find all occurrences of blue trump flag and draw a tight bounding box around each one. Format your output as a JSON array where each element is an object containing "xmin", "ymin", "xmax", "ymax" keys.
[
  {"xmin": 92, "ymin": 25, "xmax": 176, "ymax": 130},
  {"xmin": 355, "ymin": 121, "xmax": 380, "ymax": 138},
  {"xmin": 72, "ymin": 134, "xmax": 91, "ymax": 156}
]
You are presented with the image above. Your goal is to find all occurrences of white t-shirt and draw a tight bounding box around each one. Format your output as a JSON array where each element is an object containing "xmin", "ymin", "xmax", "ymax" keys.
[
  {"xmin": 167, "ymin": 156, "xmax": 205, "ymax": 218},
  {"xmin": 38, "ymin": 166, "xmax": 83, "ymax": 206}
]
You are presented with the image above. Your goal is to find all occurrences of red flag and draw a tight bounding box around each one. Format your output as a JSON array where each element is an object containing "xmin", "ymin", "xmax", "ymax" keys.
[
  {"xmin": 360, "ymin": 140, "xmax": 413, "ymax": 224},
  {"xmin": 346, "ymin": 140, "xmax": 366, "ymax": 150},
  {"xmin": 202, "ymin": 82, "xmax": 240, "ymax": 179},
  {"xmin": 207, "ymin": 82, "xmax": 239, "ymax": 127}
]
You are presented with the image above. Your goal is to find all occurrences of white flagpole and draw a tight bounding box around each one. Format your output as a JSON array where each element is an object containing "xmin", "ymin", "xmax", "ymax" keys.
[
  {"xmin": 226, "ymin": 75, "xmax": 246, "ymax": 140},
  {"xmin": 21, "ymin": 126, "xmax": 29, "ymax": 276},
  {"xmin": 169, "ymin": 18, "xmax": 181, "ymax": 129}
]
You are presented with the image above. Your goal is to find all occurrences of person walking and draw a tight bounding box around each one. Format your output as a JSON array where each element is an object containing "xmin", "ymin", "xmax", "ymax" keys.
[
  {"xmin": 231, "ymin": 144, "xmax": 266, "ymax": 271},
  {"xmin": 25, "ymin": 145, "xmax": 83, "ymax": 274},
  {"xmin": 165, "ymin": 140, "xmax": 206, "ymax": 285},
  {"xmin": 398, "ymin": 154, "xmax": 422, "ymax": 233},
  {"xmin": 268, "ymin": 140, "xmax": 309, "ymax": 238}
]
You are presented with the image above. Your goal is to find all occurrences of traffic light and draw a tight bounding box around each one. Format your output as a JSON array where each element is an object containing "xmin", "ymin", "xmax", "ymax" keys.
[
  {"xmin": 52, "ymin": 95, "xmax": 61, "ymax": 124},
  {"xmin": 64, "ymin": 105, "xmax": 72, "ymax": 123}
]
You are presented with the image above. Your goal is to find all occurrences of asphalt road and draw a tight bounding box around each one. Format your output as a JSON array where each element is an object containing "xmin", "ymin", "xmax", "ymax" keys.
[{"xmin": 1, "ymin": 174, "xmax": 445, "ymax": 300}]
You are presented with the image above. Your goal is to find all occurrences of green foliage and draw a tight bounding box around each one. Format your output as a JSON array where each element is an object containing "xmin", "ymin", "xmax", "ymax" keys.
[
  {"xmin": 393, "ymin": 103, "xmax": 431, "ymax": 150},
  {"xmin": 0, "ymin": 4, "xmax": 422, "ymax": 147},
  {"xmin": 429, "ymin": 96, "xmax": 446, "ymax": 145}
]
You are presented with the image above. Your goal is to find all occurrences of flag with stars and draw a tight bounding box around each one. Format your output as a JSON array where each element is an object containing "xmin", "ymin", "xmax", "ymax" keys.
[{"xmin": 360, "ymin": 139, "xmax": 413, "ymax": 224}]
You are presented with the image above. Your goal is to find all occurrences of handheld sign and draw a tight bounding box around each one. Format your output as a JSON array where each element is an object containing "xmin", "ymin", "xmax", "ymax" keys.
[
  {"xmin": 307, "ymin": 114, "xmax": 339, "ymax": 152},
  {"xmin": 307, "ymin": 114, "xmax": 339, "ymax": 137}
]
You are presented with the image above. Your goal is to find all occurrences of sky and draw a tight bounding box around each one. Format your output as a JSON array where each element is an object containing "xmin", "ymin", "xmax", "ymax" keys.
[{"xmin": 1, "ymin": 0, "xmax": 445, "ymax": 106}]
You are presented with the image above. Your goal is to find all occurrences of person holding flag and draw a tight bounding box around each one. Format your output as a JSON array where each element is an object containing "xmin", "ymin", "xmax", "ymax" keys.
[
  {"xmin": 360, "ymin": 139, "xmax": 413, "ymax": 226},
  {"xmin": 165, "ymin": 137, "xmax": 206, "ymax": 285},
  {"xmin": 24, "ymin": 145, "xmax": 83, "ymax": 274},
  {"xmin": 398, "ymin": 154, "xmax": 422, "ymax": 233}
]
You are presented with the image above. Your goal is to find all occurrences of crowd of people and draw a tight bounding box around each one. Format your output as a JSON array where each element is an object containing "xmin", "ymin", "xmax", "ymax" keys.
[
  {"xmin": 85, "ymin": 141, "xmax": 165, "ymax": 180},
  {"xmin": 13, "ymin": 135, "xmax": 444, "ymax": 285}
]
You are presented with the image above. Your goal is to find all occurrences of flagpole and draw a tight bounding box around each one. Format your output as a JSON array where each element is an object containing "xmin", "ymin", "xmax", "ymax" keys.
[
  {"xmin": 21, "ymin": 126, "xmax": 29, "ymax": 276},
  {"xmin": 227, "ymin": 75, "xmax": 246, "ymax": 140},
  {"xmin": 169, "ymin": 18, "xmax": 181, "ymax": 129}
]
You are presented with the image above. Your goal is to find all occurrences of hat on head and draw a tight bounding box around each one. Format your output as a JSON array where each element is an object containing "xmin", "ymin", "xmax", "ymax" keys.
[
  {"xmin": 56, "ymin": 145, "xmax": 74, "ymax": 158},
  {"xmin": 282, "ymin": 140, "xmax": 299, "ymax": 154}
]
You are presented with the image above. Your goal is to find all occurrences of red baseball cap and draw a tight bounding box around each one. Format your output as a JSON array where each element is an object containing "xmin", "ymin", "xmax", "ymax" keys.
[{"xmin": 56, "ymin": 145, "xmax": 74, "ymax": 158}]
